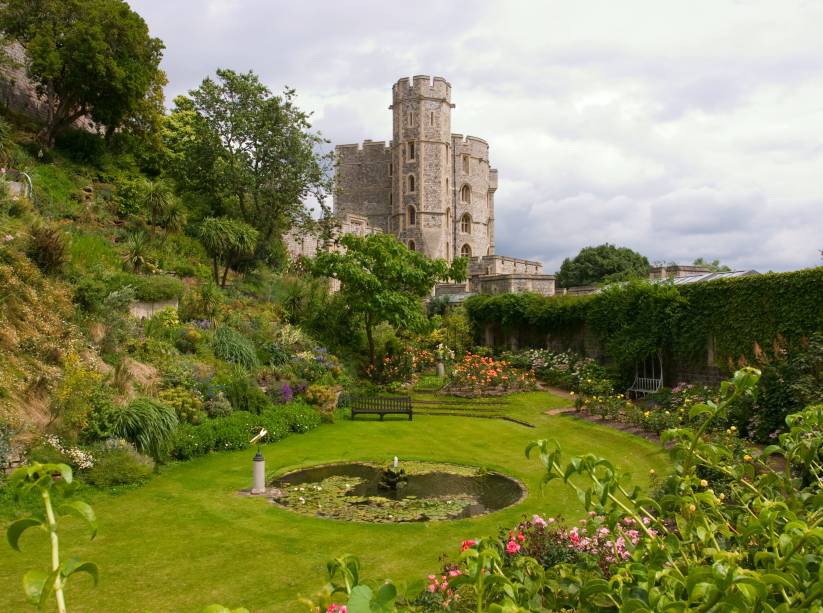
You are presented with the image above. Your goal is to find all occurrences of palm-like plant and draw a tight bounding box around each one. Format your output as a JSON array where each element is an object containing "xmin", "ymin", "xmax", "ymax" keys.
[
  {"xmin": 142, "ymin": 179, "xmax": 172, "ymax": 235},
  {"xmin": 122, "ymin": 231, "xmax": 156, "ymax": 273}
]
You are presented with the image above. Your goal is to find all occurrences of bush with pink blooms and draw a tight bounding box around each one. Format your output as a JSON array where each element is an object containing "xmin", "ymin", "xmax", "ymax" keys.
[{"xmin": 444, "ymin": 353, "xmax": 536, "ymax": 396}]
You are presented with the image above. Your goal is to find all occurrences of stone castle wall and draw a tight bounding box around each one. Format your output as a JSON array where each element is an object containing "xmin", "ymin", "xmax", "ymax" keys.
[{"xmin": 335, "ymin": 75, "xmax": 497, "ymax": 263}]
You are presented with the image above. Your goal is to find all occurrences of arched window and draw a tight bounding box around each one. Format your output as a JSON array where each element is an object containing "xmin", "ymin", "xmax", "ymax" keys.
[
  {"xmin": 407, "ymin": 205, "xmax": 416, "ymax": 226},
  {"xmin": 461, "ymin": 244, "xmax": 472, "ymax": 258},
  {"xmin": 408, "ymin": 240, "xmax": 416, "ymax": 252},
  {"xmin": 460, "ymin": 184, "xmax": 471, "ymax": 203},
  {"xmin": 461, "ymin": 213, "xmax": 471, "ymax": 234},
  {"xmin": 408, "ymin": 175, "xmax": 415, "ymax": 193}
]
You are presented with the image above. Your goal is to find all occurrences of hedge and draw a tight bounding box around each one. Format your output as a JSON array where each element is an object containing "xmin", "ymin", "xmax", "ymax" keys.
[{"xmin": 465, "ymin": 267, "xmax": 823, "ymax": 369}]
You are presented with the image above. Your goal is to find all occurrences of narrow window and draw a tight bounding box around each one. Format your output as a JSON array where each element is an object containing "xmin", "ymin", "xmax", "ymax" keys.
[
  {"xmin": 408, "ymin": 240, "xmax": 416, "ymax": 252},
  {"xmin": 407, "ymin": 111, "xmax": 413, "ymax": 126},
  {"xmin": 389, "ymin": 193, "xmax": 392, "ymax": 206},
  {"xmin": 446, "ymin": 242, "xmax": 450, "ymax": 257},
  {"xmin": 446, "ymin": 177, "xmax": 449, "ymax": 191},
  {"xmin": 389, "ymin": 163, "xmax": 393, "ymax": 176},
  {"xmin": 461, "ymin": 184, "xmax": 471, "ymax": 203},
  {"xmin": 461, "ymin": 213, "xmax": 471, "ymax": 234},
  {"xmin": 408, "ymin": 141, "xmax": 415, "ymax": 160},
  {"xmin": 430, "ymin": 111, "xmax": 434, "ymax": 126},
  {"xmin": 408, "ymin": 175, "xmax": 415, "ymax": 193},
  {"xmin": 445, "ymin": 208, "xmax": 450, "ymax": 230},
  {"xmin": 407, "ymin": 206, "xmax": 416, "ymax": 226},
  {"xmin": 461, "ymin": 244, "xmax": 472, "ymax": 258},
  {"xmin": 462, "ymin": 155, "xmax": 469, "ymax": 173}
]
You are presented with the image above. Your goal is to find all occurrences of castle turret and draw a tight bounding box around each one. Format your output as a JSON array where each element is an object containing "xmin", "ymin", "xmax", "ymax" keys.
[{"xmin": 390, "ymin": 76, "xmax": 454, "ymax": 259}]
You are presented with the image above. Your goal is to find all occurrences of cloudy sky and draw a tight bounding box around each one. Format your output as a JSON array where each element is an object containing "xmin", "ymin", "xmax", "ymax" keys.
[{"xmin": 130, "ymin": 0, "xmax": 823, "ymax": 273}]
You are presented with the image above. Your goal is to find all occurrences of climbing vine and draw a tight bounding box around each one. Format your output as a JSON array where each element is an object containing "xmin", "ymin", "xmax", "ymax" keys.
[{"xmin": 465, "ymin": 267, "xmax": 823, "ymax": 370}]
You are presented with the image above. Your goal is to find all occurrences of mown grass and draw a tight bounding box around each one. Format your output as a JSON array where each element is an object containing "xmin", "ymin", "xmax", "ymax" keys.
[{"xmin": 0, "ymin": 391, "xmax": 669, "ymax": 612}]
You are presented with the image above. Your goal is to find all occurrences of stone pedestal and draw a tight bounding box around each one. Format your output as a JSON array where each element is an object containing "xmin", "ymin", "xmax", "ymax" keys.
[
  {"xmin": 252, "ymin": 452, "xmax": 266, "ymax": 494},
  {"xmin": 436, "ymin": 361, "xmax": 445, "ymax": 377}
]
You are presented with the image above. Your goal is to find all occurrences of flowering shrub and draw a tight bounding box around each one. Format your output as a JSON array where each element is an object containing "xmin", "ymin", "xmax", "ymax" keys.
[
  {"xmin": 42, "ymin": 434, "xmax": 95, "ymax": 470},
  {"xmin": 446, "ymin": 353, "xmax": 536, "ymax": 396},
  {"xmin": 412, "ymin": 348, "xmax": 436, "ymax": 372},
  {"xmin": 159, "ymin": 386, "xmax": 205, "ymax": 424},
  {"xmin": 508, "ymin": 349, "xmax": 609, "ymax": 391}
]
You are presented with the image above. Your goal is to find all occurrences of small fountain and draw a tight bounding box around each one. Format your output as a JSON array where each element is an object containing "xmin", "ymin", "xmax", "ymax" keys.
[{"xmin": 378, "ymin": 456, "xmax": 407, "ymax": 491}]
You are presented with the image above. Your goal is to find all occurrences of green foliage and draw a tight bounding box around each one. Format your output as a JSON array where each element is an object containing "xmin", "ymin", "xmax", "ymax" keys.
[
  {"xmin": 693, "ymin": 257, "xmax": 731, "ymax": 272},
  {"xmin": 159, "ymin": 387, "xmax": 205, "ymax": 424},
  {"xmin": 172, "ymin": 69, "xmax": 333, "ymax": 260},
  {"xmin": 55, "ymin": 129, "xmax": 106, "ymax": 166},
  {"xmin": 309, "ymin": 233, "xmax": 466, "ymax": 366},
  {"xmin": 171, "ymin": 407, "xmax": 291, "ymax": 460},
  {"xmin": 27, "ymin": 223, "xmax": 69, "ymax": 274},
  {"xmin": 556, "ymin": 242, "xmax": 649, "ymax": 288},
  {"xmin": 83, "ymin": 444, "xmax": 154, "ymax": 487},
  {"xmin": 113, "ymin": 397, "xmax": 178, "ymax": 461},
  {"xmin": 0, "ymin": 0, "xmax": 165, "ymax": 145},
  {"xmin": 198, "ymin": 217, "xmax": 259, "ymax": 287},
  {"xmin": 122, "ymin": 231, "xmax": 157, "ymax": 273},
  {"xmin": 466, "ymin": 267, "xmax": 823, "ymax": 370},
  {"xmin": 587, "ymin": 281, "xmax": 685, "ymax": 368},
  {"xmin": 5, "ymin": 463, "xmax": 98, "ymax": 611},
  {"xmin": 221, "ymin": 371, "xmax": 270, "ymax": 414},
  {"xmin": 674, "ymin": 267, "xmax": 823, "ymax": 363},
  {"xmin": 212, "ymin": 326, "xmax": 259, "ymax": 370}
]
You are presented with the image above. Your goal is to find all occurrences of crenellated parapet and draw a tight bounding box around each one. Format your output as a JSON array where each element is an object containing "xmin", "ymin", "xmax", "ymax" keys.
[{"xmin": 391, "ymin": 75, "xmax": 452, "ymax": 104}]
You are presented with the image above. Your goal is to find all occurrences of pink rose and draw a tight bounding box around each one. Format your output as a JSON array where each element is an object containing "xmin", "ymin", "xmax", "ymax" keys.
[
  {"xmin": 506, "ymin": 539, "xmax": 521, "ymax": 554},
  {"xmin": 532, "ymin": 514, "xmax": 547, "ymax": 527}
]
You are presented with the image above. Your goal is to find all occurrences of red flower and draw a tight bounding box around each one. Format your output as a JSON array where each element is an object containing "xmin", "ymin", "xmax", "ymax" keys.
[{"xmin": 461, "ymin": 539, "xmax": 477, "ymax": 552}]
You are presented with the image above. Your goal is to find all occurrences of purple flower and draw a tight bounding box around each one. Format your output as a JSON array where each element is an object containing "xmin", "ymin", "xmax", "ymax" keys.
[{"xmin": 277, "ymin": 382, "xmax": 294, "ymax": 403}]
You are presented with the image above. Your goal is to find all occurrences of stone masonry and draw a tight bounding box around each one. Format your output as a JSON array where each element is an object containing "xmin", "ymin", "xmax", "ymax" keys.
[{"xmin": 332, "ymin": 75, "xmax": 554, "ymax": 297}]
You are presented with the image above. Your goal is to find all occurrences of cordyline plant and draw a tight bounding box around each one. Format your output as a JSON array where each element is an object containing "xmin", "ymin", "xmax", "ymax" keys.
[{"xmin": 5, "ymin": 463, "xmax": 98, "ymax": 613}]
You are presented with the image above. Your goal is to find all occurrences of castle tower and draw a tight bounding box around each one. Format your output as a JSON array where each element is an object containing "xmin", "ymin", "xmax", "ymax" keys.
[{"xmin": 390, "ymin": 76, "xmax": 454, "ymax": 260}]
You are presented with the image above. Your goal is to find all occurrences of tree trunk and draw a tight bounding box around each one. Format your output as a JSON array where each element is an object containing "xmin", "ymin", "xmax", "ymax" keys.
[
  {"xmin": 365, "ymin": 314, "xmax": 375, "ymax": 368},
  {"xmin": 211, "ymin": 258, "xmax": 219, "ymax": 285},
  {"xmin": 221, "ymin": 263, "xmax": 231, "ymax": 288}
]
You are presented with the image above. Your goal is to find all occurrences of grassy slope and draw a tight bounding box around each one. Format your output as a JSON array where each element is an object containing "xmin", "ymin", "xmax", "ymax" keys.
[{"xmin": 0, "ymin": 392, "xmax": 669, "ymax": 612}]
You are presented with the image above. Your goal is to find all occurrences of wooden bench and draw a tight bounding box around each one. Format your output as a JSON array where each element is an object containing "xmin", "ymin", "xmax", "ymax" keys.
[{"xmin": 340, "ymin": 394, "xmax": 413, "ymax": 421}]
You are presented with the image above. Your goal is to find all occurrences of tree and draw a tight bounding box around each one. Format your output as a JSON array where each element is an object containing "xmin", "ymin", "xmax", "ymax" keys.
[
  {"xmin": 142, "ymin": 180, "xmax": 173, "ymax": 235},
  {"xmin": 309, "ymin": 234, "xmax": 467, "ymax": 367},
  {"xmin": 692, "ymin": 257, "xmax": 732, "ymax": 272},
  {"xmin": 555, "ymin": 243, "xmax": 649, "ymax": 288},
  {"xmin": 166, "ymin": 70, "xmax": 333, "ymax": 261},
  {"xmin": 198, "ymin": 217, "xmax": 259, "ymax": 288},
  {"xmin": 0, "ymin": 0, "xmax": 165, "ymax": 146}
]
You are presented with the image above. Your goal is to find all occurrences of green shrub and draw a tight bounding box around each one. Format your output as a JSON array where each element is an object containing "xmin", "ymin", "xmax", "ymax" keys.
[
  {"xmin": 83, "ymin": 444, "xmax": 154, "ymax": 487},
  {"xmin": 55, "ymin": 129, "xmax": 106, "ymax": 166},
  {"xmin": 222, "ymin": 371, "xmax": 270, "ymax": 413},
  {"xmin": 170, "ymin": 407, "xmax": 295, "ymax": 460},
  {"xmin": 204, "ymin": 392, "xmax": 232, "ymax": 418},
  {"xmin": 279, "ymin": 400, "xmax": 322, "ymax": 433},
  {"xmin": 113, "ymin": 397, "xmax": 179, "ymax": 461},
  {"xmin": 159, "ymin": 386, "xmax": 205, "ymax": 424},
  {"xmin": 212, "ymin": 326, "xmax": 259, "ymax": 369},
  {"xmin": 27, "ymin": 223, "xmax": 69, "ymax": 274}
]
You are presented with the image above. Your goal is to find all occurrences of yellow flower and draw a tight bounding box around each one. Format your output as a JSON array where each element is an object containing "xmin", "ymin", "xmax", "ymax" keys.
[
  {"xmin": 719, "ymin": 493, "xmax": 726, "ymax": 501},
  {"xmin": 743, "ymin": 454, "xmax": 753, "ymax": 463},
  {"xmin": 644, "ymin": 411, "xmax": 650, "ymax": 417},
  {"xmin": 699, "ymin": 479, "xmax": 708, "ymax": 488},
  {"xmin": 730, "ymin": 426, "xmax": 737, "ymax": 432},
  {"xmin": 688, "ymin": 504, "xmax": 696, "ymax": 513},
  {"xmin": 649, "ymin": 469, "xmax": 656, "ymax": 475},
  {"xmin": 569, "ymin": 391, "xmax": 575, "ymax": 396}
]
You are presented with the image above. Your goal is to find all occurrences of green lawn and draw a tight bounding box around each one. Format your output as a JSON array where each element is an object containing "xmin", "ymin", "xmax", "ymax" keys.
[{"xmin": 0, "ymin": 391, "xmax": 669, "ymax": 612}]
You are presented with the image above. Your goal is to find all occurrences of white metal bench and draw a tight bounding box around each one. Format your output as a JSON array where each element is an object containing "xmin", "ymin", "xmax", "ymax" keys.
[{"xmin": 627, "ymin": 352, "xmax": 663, "ymax": 398}]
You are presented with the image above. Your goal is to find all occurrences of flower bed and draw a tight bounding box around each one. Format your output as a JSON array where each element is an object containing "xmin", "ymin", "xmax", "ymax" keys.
[{"xmin": 443, "ymin": 353, "xmax": 536, "ymax": 397}]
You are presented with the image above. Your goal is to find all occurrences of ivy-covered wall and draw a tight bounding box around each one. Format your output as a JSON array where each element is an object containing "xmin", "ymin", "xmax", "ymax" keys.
[{"xmin": 465, "ymin": 267, "xmax": 823, "ymax": 377}]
